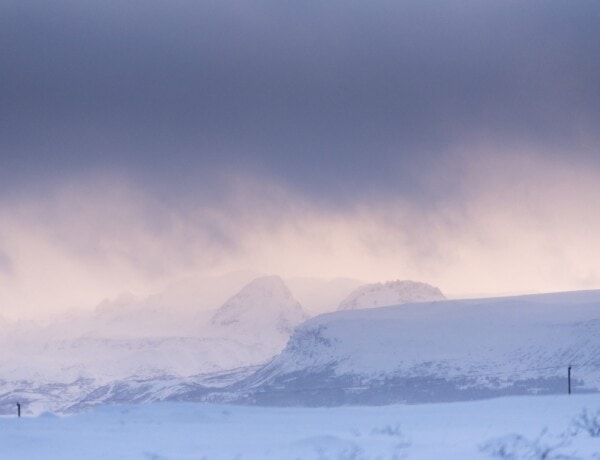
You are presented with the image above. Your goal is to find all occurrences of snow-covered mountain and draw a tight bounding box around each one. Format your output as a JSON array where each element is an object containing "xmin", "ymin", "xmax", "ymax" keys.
[
  {"xmin": 0, "ymin": 274, "xmax": 306, "ymax": 382},
  {"xmin": 233, "ymin": 290, "xmax": 600, "ymax": 405},
  {"xmin": 8, "ymin": 279, "xmax": 600, "ymax": 414},
  {"xmin": 39, "ymin": 290, "xmax": 600, "ymax": 412},
  {"xmin": 338, "ymin": 280, "xmax": 445, "ymax": 310},
  {"xmin": 212, "ymin": 276, "xmax": 308, "ymax": 348},
  {"xmin": 0, "ymin": 274, "xmax": 311, "ymax": 414}
]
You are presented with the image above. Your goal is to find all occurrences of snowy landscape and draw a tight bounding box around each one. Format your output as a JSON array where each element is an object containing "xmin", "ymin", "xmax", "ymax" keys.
[
  {"xmin": 3, "ymin": 0, "xmax": 600, "ymax": 458},
  {"xmin": 1, "ymin": 275, "xmax": 599, "ymax": 458},
  {"xmin": 0, "ymin": 275, "xmax": 446, "ymax": 414}
]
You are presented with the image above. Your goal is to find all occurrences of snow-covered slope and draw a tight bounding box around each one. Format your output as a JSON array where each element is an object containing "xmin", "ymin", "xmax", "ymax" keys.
[
  {"xmin": 61, "ymin": 366, "xmax": 260, "ymax": 413},
  {"xmin": 338, "ymin": 280, "xmax": 445, "ymax": 310},
  {"xmin": 235, "ymin": 290, "xmax": 600, "ymax": 405}
]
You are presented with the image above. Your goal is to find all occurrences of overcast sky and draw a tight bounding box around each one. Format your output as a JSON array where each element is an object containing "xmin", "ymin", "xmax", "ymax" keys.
[{"xmin": 1, "ymin": 1, "xmax": 600, "ymax": 317}]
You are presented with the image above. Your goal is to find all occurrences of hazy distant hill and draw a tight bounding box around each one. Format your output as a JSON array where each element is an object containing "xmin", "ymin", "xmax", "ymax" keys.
[
  {"xmin": 212, "ymin": 276, "xmax": 308, "ymax": 347},
  {"xmin": 338, "ymin": 280, "xmax": 445, "ymax": 311}
]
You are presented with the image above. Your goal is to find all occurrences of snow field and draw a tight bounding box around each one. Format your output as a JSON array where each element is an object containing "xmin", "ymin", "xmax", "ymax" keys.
[{"xmin": 0, "ymin": 394, "xmax": 598, "ymax": 459}]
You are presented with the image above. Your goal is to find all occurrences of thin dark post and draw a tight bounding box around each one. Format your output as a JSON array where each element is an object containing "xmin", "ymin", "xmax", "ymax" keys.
[
  {"xmin": 568, "ymin": 366, "xmax": 572, "ymax": 395},
  {"xmin": 16, "ymin": 402, "xmax": 21, "ymax": 418}
]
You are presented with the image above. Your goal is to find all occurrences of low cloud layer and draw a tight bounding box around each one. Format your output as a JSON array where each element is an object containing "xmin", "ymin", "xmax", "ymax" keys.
[{"xmin": 1, "ymin": 150, "xmax": 599, "ymax": 319}]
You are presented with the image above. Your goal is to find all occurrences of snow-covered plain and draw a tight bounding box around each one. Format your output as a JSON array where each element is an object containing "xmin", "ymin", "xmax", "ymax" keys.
[{"xmin": 1, "ymin": 394, "xmax": 599, "ymax": 459}]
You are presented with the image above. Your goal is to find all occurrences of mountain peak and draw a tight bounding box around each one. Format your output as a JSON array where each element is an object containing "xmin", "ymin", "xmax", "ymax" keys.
[
  {"xmin": 338, "ymin": 279, "xmax": 445, "ymax": 311},
  {"xmin": 212, "ymin": 276, "xmax": 308, "ymax": 337}
]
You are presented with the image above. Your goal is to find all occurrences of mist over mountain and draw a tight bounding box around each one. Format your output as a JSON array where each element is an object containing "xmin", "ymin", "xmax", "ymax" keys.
[
  {"xmin": 0, "ymin": 272, "xmax": 372, "ymax": 411},
  {"xmin": 286, "ymin": 277, "xmax": 364, "ymax": 316}
]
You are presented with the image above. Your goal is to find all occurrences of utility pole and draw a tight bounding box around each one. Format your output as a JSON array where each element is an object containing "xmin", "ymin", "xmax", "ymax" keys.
[
  {"xmin": 568, "ymin": 366, "xmax": 572, "ymax": 395},
  {"xmin": 16, "ymin": 402, "xmax": 21, "ymax": 418}
]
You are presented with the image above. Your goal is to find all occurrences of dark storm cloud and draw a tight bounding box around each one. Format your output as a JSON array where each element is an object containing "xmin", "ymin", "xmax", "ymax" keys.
[{"xmin": 1, "ymin": 0, "xmax": 600, "ymax": 203}]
